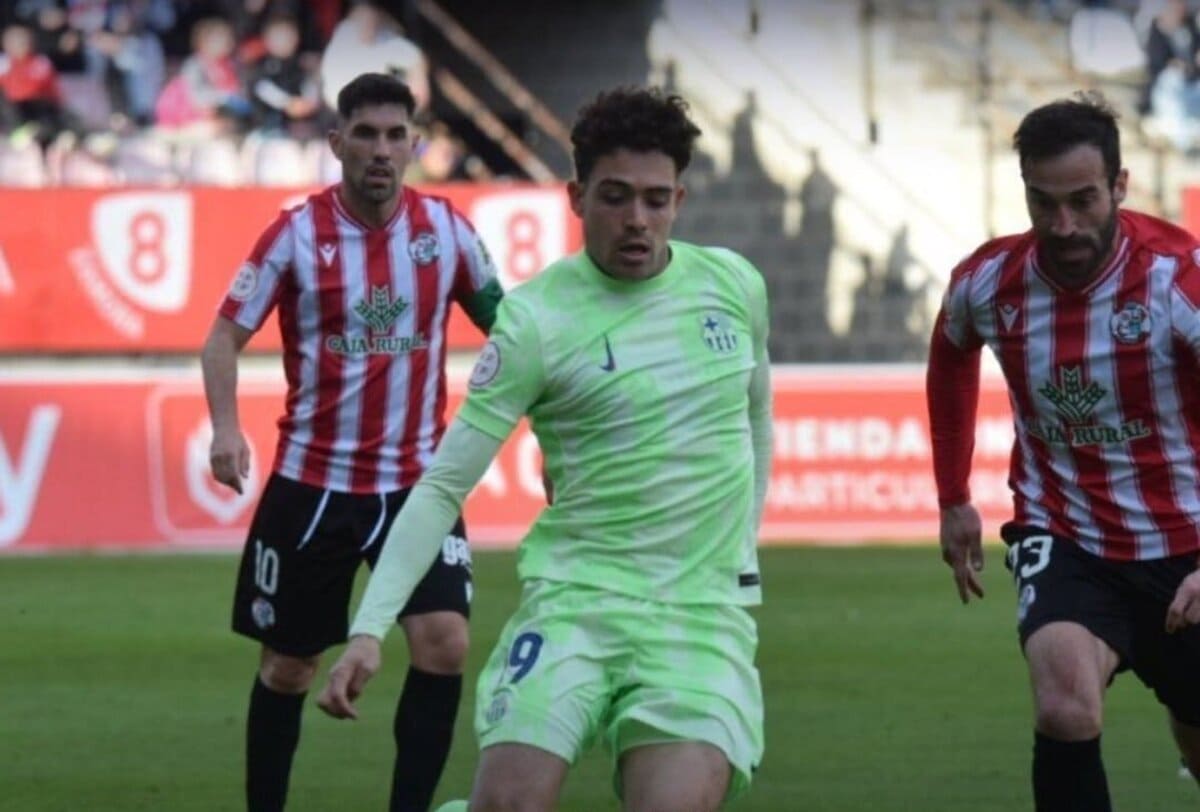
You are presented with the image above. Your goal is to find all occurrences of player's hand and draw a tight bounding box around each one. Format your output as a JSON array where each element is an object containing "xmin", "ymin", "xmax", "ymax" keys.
[
  {"xmin": 1166, "ymin": 567, "xmax": 1200, "ymax": 633},
  {"xmin": 317, "ymin": 635, "xmax": 382, "ymax": 720},
  {"xmin": 940, "ymin": 503, "xmax": 985, "ymax": 604},
  {"xmin": 209, "ymin": 427, "xmax": 250, "ymax": 494}
]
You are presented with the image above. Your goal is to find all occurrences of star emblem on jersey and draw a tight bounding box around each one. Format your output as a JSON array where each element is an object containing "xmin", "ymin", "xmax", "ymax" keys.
[
  {"xmin": 408, "ymin": 231, "xmax": 440, "ymax": 265},
  {"xmin": 354, "ymin": 286, "xmax": 408, "ymax": 334},
  {"xmin": 701, "ymin": 312, "xmax": 738, "ymax": 352},
  {"xmin": 1110, "ymin": 302, "xmax": 1150, "ymax": 345}
]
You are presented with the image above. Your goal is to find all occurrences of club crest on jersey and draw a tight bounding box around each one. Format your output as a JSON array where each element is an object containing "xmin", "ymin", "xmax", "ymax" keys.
[
  {"xmin": 408, "ymin": 231, "xmax": 440, "ymax": 265},
  {"xmin": 1110, "ymin": 302, "xmax": 1150, "ymax": 345},
  {"xmin": 701, "ymin": 312, "xmax": 738, "ymax": 353},
  {"xmin": 229, "ymin": 263, "xmax": 258, "ymax": 302}
]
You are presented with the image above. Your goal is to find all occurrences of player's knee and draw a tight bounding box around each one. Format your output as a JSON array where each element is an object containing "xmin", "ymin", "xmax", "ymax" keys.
[
  {"xmin": 1034, "ymin": 689, "xmax": 1103, "ymax": 739},
  {"xmin": 625, "ymin": 782, "xmax": 724, "ymax": 812},
  {"xmin": 407, "ymin": 614, "xmax": 469, "ymax": 674},
  {"xmin": 471, "ymin": 782, "xmax": 548, "ymax": 812},
  {"xmin": 259, "ymin": 649, "xmax": 320, "ymax": 694}
]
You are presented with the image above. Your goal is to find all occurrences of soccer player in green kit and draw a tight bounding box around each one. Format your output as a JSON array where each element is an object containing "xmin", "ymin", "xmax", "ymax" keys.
[{"xmin": 317, "ymin": 86, "xmax": 773, "ymax": 812}]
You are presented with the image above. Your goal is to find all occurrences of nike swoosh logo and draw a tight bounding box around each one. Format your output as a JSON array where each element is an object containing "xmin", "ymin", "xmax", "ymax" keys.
[{"xmin": 600, "ymin": 335, "xmax": 616, "ymax": 372}]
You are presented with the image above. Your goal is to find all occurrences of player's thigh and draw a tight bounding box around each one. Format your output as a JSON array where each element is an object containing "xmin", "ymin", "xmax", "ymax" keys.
[
  {"xmin": 469, "ymin": 742, "xmax": 569, "ymax": 812},
  {"xmin": 1003, "ymin": 525, "xmax": 1129, "ymax": 676},
  {"xmin": 231, "ymin": 476, "xmax": 360, "ymax": 657},
  {"xmin": 620, "ymin": 741, "xmax": 730, "ymax": 812},
  {"xmin": 1128, "ymin": 555, "xmax": 1200, "ymax": 726},
  {"xmin": 473, "ymin": 580, "xmax": 614, "ymax": 766},
  {"xmin": 608, "ymin": 602, "xmax": 763, "ymax": 802}
]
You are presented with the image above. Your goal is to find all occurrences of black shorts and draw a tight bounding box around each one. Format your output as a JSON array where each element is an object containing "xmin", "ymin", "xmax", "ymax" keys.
[
  {"xmin": 232, "ymin": 474, "xmax": 471, "ymax": 657},
  {"xmin": 1002, "ymin": 522, "xmax": 1200, "ymax": 725}
]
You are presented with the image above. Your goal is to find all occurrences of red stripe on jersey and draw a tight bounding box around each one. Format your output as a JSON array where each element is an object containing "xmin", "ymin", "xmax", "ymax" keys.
[
  {"xmin": 304, "ymin": 192, "xmax": 347, "ymax": 486},
  {"xmin": 399, "ymin": 191, "xmax": 443, "ymax": 485},
  {"xmin": 351, "ymin": 226, "xmax": 395, "ymax": 491}
]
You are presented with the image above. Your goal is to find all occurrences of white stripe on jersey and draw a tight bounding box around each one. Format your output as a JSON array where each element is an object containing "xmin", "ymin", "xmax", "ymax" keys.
[{"xmin": 1153, "ymin": 255, "xmax": 1200, "ymax": 534}]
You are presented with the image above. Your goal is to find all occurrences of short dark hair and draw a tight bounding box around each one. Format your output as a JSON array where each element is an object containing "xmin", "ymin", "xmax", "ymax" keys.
[
  {"xmin": 570, "ymin": 87, "xmax": 702, "ymax": 182},
  {"xmin": 336, "ymin": 72, "xmax": 416, "ymax": 121},
  {"xmin": 1012, "ymin": 91, "xmax": 1121, "ymax": 187}
]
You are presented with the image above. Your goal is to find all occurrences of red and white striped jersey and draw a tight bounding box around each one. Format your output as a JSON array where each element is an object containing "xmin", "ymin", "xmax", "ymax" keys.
[
  {"xmin": 219, "ymin": 185, "xmax": 499, "ymax": 493},
  {"xmin": 929, "ymin": 210, "xmax": 1200, "ymax": 560}
]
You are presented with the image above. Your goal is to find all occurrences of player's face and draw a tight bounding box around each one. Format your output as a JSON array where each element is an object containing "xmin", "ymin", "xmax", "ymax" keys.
[
  {"xmin": 569, "ymin": 148, "xmax": 685, "ymax": 281},
  {"xmin": 329, "ymin": 103, "xmax": 416, "ymax": 212},
  {"xmin": 1023, "ymin": 143, "xmax": 1127, "ymax": 289}
]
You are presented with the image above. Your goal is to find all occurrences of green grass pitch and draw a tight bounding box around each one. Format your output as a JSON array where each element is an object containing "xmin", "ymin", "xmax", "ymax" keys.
[{"xmin": 1, "ymin": 547, "xmax": 1194, "ymax": 810}]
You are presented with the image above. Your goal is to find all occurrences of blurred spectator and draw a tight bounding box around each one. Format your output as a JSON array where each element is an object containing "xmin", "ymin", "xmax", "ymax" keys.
[
  {"xmin": 0, "ymin": 22, "xmax": 70, "ymax": 148},
  {"xmin": 154, "ymin": 17, "xmax": 251, "ymax": 137},
  {"xmin": 245, "ymin": 13, "xmax": 319, "ymax": 137},
  {"xmin": 86, "ymin": 0, "xmax": 173, "ymax": 129},
  {"xmin": 410, "ymin": 121, "xmax": 487, "ymax": 182},
  {"xmin": 7, "ymin": 1, "xmax": 86, "ymax": 73},
  {"xmin": 226, "ymin": 0, "xmax": 323, "ymax": 63},
  {"xmin": 1141, "ymin": 0, "xmax": 1200, "ymax": 150},
  {"xmin": 319, "ymin": 0, "xmax": 429, "ymax": 115}
]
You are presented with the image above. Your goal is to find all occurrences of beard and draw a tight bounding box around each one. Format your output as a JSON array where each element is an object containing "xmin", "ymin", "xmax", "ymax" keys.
[{"xmin": 1041, "ymin": 204, "xmax": 1119, "ymax": 286}]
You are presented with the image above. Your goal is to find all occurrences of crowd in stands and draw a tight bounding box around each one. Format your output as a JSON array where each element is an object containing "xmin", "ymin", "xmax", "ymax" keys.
[
  {"xmin": 0, "ymin": 0, "xmax": 485, "ymax": 186},
  {"xmin": 1028, "ymin": 0, "xmax": 1200, "ymax": 153}
]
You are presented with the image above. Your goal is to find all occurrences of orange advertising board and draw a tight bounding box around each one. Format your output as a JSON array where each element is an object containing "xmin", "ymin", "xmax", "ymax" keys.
[
  {"xmin": 0, "ymin": 185, "xmax": 580, "ymax": 352},
  {"xmin": 0, "ymin": 367, "xmax": 1017, "ymax": 551}
]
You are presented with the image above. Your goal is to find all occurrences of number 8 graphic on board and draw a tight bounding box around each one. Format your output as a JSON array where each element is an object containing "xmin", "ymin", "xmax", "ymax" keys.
[{"xmin": 508, "ymin": 631, "xmax": 544, "ymax": 683}]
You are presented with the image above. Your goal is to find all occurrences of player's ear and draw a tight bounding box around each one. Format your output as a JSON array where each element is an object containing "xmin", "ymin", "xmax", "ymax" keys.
[
  {"xmin": 1113, "ymin": 168, "xmax": 1128, "ymax": 205},
  {"xmin": 328, "ymin": 127, "xmax": 343, "ymax": 160},
  {"xmin": 673, "ymin": 184, "xmax": 686, "ymax": 212},
  {"xmin": 568, "ymin": 180, "xmax": 585, "ymax": 217}
]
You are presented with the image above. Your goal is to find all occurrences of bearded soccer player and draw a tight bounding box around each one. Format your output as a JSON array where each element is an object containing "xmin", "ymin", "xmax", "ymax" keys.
[
  {"xmin": 927, "ymin": 91, "xmax": 1200, "ymax": 809},
  {"xmin": 200, "ymin": 73, "xmax": 502, "ymax": 812},
  {"xmin": 315, "ymin": 86, "xmax": 773, "ymax": 812}
]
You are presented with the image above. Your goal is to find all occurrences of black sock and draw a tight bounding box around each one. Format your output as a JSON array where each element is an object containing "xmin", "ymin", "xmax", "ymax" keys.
[
  {"xmin": 246, "ymin": 676, "xmax": 305, "ymax": 812},
  {"xmin": 1033, "ymin": 731, "xmax": 1111, "ymax": 812},
  {"xmin": 390, "ymin": 667, "xmax": 463, "ymax": 812}
]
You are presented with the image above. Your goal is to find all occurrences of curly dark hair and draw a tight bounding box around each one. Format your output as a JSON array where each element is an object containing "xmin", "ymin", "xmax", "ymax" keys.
[
  {"xmin": 337, "ymin": 72, "xmax": 416, "ymax": 121},
  {"xmin": 1012, "ymin": 90, "xmax": 1121, "ymax": 187},
  {"xmin": 570, "ymin": 87, "xmax": 702, "ymax": 182}
]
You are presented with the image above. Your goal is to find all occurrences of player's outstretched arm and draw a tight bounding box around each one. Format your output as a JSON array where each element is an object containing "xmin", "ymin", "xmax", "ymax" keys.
[{"xmin": 940, "ymin": 503, "xmax": 984, "ymax": 603}]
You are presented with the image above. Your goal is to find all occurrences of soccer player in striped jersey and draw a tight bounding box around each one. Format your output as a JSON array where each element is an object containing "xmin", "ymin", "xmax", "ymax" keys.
[
  {"xmin": 316, "ymin": 87, "xmax": 773, "ymax": 812},
  {"xmin": 928, "ymin": 92, "xmax": 1200, "ymax": 809},
  {"xmin": 201, "ymin": 73, "xmax": 502, "ymax": 812}
]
